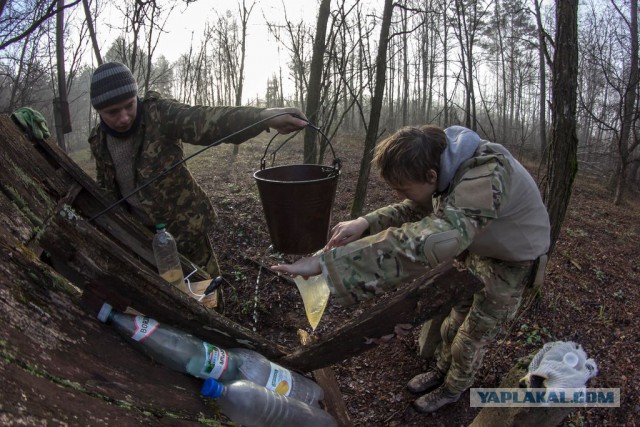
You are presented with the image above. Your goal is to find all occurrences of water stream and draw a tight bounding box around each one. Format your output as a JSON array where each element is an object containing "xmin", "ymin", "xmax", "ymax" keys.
[{"xmin": 252, "ymin": 245, "xmax": 273, "ymax": 332}]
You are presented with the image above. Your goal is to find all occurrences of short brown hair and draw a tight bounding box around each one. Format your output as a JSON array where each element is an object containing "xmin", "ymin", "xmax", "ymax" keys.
[{"xmin": 373, "ymin": 125, "xmax": 447, "ymax": 186}]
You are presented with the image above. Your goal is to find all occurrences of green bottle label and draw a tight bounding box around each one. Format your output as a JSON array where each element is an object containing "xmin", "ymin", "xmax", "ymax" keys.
[{"xmin": 202, "ymin": 342, "xmax": 228, "ymax": 379}]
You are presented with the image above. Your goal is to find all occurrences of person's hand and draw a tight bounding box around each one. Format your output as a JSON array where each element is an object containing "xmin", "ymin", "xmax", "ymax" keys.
[
  {"xmin": 271, "ymin": 254, "xmax": 321, "ymax": 278},
  {"xmin": 261, "ymin": 108, "xmax": 308, "ymax": 134},
  {"xmin": 324, "ymin": 217, "xmax": 369, "ymax": 249}
]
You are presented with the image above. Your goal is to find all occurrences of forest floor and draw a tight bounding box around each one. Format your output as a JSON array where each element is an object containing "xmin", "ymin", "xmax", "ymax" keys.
[{"xmin": 77, "ymin": 131, "xmax": 640, "ymax": 426}]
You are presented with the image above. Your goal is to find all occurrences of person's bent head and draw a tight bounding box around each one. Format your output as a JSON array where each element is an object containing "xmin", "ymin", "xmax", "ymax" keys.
[
  {"xmin": 373, "ymin": 125, "xmax": 447, "ymax": 204},
  {"xmin": 90, "ymin": 62, "xmax": 139, "ymax": 133}
]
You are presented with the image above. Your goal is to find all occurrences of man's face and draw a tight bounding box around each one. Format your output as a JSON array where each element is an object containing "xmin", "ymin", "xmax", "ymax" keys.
[
  {"xmin": 391, "ymin": 181, "xmax": 436, "ymax": 206},
  {"xmin": 97, "ymin": 96, "xmax": 137, "ymax": 133}
]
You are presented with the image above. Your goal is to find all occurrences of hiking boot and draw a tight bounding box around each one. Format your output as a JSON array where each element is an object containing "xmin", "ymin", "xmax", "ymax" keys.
[
  {"xmin": 413, "ymin": 385, "xmax": 461, "ymax": 413},
  {"xmin": 406, "ymin": 369, "xmax": 445, "ymax": 394}
]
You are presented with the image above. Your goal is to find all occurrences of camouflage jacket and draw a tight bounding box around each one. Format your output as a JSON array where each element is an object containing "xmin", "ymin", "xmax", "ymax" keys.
[
  {"xmin": 320, "ymin": 140, "xmax": 550, "ymax": 306},
  {"xmin": 88, "ymin": 91, "xmax": 267, "ymax": 266}
]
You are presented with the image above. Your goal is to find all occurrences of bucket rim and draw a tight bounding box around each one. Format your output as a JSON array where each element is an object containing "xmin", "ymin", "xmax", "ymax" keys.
[{"xmin": 253, "ymin": 164, "xmax": 340, "ymax": 184}]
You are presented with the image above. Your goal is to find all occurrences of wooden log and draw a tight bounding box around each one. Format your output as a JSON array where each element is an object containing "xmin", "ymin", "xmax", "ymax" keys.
[
  {"xmin": 0, "ymin": 114, "xmax": 286, "ymax": 357},
  {"xmin": 298, "ymin": 330, "xmax": 353, "ymax": 427},
  {"xmin": 37, "ymin": 208, "xmax": 289, "ymax": 358},
  {"xmin": 0, "ymin": 224, "xmax": 217, "ymax": 426},
  {"xmin": 281, "ymin": 262, "xmax": 484, "ymax": 371},
  {"xmin": 417, "ymin": 313, "xmax": 447, "ymax": 359}
]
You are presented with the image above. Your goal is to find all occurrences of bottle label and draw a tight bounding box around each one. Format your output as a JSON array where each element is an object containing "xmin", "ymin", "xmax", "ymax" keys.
[
  {"xmin": 202, "ymin": 342, "xmax": 228, "ymax": 379},
  {"xmin": 132, "ymin": 316, "xmax": 158, "ymax": 341},
  {"xmin": 267, "ymin": 362, "xmax": 293, "ymax": 397}
]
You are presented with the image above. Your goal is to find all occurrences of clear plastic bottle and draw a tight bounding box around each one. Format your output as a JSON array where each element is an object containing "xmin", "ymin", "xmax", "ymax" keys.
[
  {"xmin": 201, "ymin": 378, "xmax": 337, "ymax": 427},
  {"xmin": 97, "ymin": 303, "xmax": 324, "ymax": 406},
  {"xmin": 152, "ymin": 223, "xmax": 185, "ymax": 291}
]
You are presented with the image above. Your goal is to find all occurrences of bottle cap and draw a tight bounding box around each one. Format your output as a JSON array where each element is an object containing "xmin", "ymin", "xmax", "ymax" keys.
[
  {"xmin": 97, "ymin": 302, "xmax": 113, "ymax": 323},
  {"xmin": 201, "ymin": 378, "xmax": 224, "ymax": 399},
  {"xmin": 155, "ymin": 223, "xmax": 166, "ymax": 230}
]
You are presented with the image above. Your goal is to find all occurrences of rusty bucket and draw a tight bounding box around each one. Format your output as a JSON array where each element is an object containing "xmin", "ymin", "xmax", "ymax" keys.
[{"xmin": 253, "ymin": 126, "xmax": 341, "ymax": 255}]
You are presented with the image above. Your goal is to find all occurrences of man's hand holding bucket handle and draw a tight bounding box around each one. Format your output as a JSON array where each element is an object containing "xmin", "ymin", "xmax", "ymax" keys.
[
  {"xmin": 270, "ymin": 217, "xmax": 370, "ymax": 278},
  {"xmin": 261, "ymin": 107, "xmax": 308, "ymax": 134}
]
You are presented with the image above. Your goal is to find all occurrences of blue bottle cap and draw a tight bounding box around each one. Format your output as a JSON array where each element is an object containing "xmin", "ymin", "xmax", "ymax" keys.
[
  {"xmin": 201, "ymin": 378, "xmax": 224, "ymax": 399},
  {"xmin": 97, "ymin": 302, "xmax": 113, "ymax": 323}
]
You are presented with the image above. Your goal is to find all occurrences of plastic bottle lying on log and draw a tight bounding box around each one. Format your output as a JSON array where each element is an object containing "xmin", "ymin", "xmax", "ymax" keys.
[
  {"xmin": 97, "ymin": 303, "xmax": 324, "ymax": 406},
  {"xmin": 201, "ymin": 378, "xmax": 337, "ymax": 427}
]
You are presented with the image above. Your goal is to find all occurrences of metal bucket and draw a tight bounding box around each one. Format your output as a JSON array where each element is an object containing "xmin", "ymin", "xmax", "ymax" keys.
[{"xmin": 253, "ymin": 126, "xmax": 341, "ymax": 255}]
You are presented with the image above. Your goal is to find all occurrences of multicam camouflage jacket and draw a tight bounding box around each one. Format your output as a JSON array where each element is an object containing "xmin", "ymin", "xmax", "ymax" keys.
[
  {"xmin": 320, "ymin": 140, "xmax": 550, "ymax": 306},
  {"xmin": 88, "ymin": 91, "xmax": 268, "ymax": 271}
]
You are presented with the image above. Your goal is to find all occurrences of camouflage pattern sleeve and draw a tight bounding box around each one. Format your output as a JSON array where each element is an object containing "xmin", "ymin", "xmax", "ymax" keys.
[
  {"xmin": 147, "ymin": 92, "xmax": 267, "ymax": 145},
  {"xmin": 363, "ymin": 199, "xmax": 433, "ymax": 234},
  {"xmin": 321, "ymin": 157, "xmax": 511, "ymax": 306}
]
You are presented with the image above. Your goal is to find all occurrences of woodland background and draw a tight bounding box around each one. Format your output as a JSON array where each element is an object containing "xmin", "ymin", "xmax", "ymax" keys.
[
  {"xmin": 1, "ymin": 0, "xmax": 638, "ymax": 210},
  {"xmin": 0, "ymin": 0, "xmax": 639, "ymax": 424}
]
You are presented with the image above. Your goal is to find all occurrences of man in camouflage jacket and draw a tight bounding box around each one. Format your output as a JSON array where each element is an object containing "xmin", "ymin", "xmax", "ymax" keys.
[
  {"xmin": 89, "ymin": 62, "xmax": 307, "ymax": 278},
  {"xmin": 272, "ymin": 125, "xmax": 550, "ymax": 412}
]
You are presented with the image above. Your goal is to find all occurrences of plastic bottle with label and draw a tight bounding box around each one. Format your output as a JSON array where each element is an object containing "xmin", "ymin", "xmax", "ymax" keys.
[
  {"xmin": 97, "ymin": 303, "xmax": 324, "ymax": 406},
  {"xmin": 201, "ymin": 378, "xmax": 337, "ymax": 427},
  {"xmin": 152, "ymin": 223, "xmax": 185, "ymax": 291}
]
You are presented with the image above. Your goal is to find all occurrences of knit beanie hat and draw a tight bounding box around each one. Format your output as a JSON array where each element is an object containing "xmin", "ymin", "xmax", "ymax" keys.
[{"xmin": 90, "ymin": 62, "xmax": 138, "ymax": 110}]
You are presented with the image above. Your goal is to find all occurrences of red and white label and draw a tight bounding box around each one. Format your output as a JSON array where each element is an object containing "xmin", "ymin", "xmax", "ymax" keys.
[{"xmin": 132, "ymin": 316, "xmax": 159, "ymax": 341}]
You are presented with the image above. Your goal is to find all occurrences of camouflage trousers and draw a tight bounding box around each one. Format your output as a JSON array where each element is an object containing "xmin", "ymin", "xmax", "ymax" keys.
[{"xmin": 434, "ymin": 253, "xmax": 534, "ymax": 394}]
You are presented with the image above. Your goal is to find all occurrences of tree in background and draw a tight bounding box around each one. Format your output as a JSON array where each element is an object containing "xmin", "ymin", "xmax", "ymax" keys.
[
  {"xmin": 541, "ymin": 0, "xmax": 579, "ymax": 255},
  {"xmin": 350, "ymin": 0, "xmax": 394, "ymax": 218},
  {"xmin": 303, "ymin": 0, "xmax": 330, "ymax": 164},
  {"xmin": 579, "ymin": 0, "xmax": 639, "ymax": 205}
]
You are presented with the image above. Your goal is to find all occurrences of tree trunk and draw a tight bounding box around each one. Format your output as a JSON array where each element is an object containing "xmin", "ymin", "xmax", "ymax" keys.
[
  {"xmin": 54, "ymin": 0, "xmax": 70, "ymax": 150},
  {"xmin": 349, "ymin": 0, "xmax": 394, "ymax": 218},
  {"xmin": 81, "ymin": 0, "xmax": 102, "ymax": 64},
  {"xmin": 304, "ymin": 0, "xmax": 331, "ymax": 164},
  {"xmin": 534, "ymin": 0, "xmax": 548, "ymax": 160},
  {"xmin": 541, "ymin": 0, "xmax": 579, "ymax": 256},
  {"xmin": 613, "ymin": 0, "xmax": 639, "ymax": 205}
]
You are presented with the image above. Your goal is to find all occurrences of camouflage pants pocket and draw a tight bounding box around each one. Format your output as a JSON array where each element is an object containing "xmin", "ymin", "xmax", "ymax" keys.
[{"xmin": 442, "ymin": 256, "xmax": 533, "ymax": 392}]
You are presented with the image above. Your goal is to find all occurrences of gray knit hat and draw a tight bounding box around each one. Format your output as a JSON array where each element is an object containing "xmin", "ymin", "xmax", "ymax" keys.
[{"xmin": 90, "ymin": 62, "xmax": 138, "ymax": 109}]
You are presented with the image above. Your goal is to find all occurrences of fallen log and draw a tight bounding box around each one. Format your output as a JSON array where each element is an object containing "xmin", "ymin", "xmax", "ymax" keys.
[{"xmin": 281, "ymin": 262, "xmax": 484, "ymax": 371}]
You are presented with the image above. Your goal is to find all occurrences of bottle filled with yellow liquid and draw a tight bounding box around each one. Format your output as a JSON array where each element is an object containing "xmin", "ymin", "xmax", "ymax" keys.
[
  {"xmin": 152, "ymin": 224, "xmax": 185, "ymax": 291},
  {"xmin": 293, "ymin": 274, "xmax": 330, "ymax": 330},
  {"xmin": 161, "ymin": 267, "xmax": 188, "ymax": 293}
]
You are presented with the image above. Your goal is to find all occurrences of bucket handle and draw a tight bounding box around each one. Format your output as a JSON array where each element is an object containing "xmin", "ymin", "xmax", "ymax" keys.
[{"xmin": 259, "ymin": 122, "xmax": 342, "ymax": 172}]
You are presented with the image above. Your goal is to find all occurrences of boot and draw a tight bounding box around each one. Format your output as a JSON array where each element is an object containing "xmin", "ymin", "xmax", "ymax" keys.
[
  {"xmin": 406, "ymin": 369, "xmax": 445, "ymax": 394},
  {"xmin": 413, "ymin": 385, "xmax": 461, "ymax": 413}
]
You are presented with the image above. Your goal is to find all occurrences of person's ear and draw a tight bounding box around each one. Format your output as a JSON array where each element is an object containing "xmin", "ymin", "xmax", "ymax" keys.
[{"xmin": 428, "ymin": 169, "xmax": 437, "ymax": 184}]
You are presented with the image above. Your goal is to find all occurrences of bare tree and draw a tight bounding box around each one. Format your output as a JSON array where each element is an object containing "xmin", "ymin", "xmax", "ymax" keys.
[
  {"xmin": 533, "ymin": 0, "xmax": 553, "ymax": 159},
  {"xmin": 350, "ymin": 0, "xmax": 394, "ymax": 218},
  {"xmin": 81, "ymin": 0, "xmax": 101, "ymax": 64},
  {"xmin": 54, "ymin": 0, "xmax": 71, "ymax": 150},
  {"xmin": 451, "ymin": 0, "xmax": 489, "ymax": 130},
  {"xmin": 303, "ymin": 0, "xmax": 330, "ymax": 163},
  {"xmin": 578, "ymin": 0, "xmax": 639, "ymax": 205},
  {"xmin": 541, "ymin": 0, "xmax": 579, "ymax": 255},
  {"xmin": 612, "ymin": 0, "xmax": 638, "ymax": 204},
  {"xmin": 0, "ymin": 0, "xmax": 80, "ymax": 50}
]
